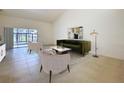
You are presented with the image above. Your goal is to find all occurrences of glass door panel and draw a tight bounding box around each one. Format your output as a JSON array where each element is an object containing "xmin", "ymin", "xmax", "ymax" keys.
[{"xmin": 13, "ymin": 28, "xmax": 38, "ymax": 48}]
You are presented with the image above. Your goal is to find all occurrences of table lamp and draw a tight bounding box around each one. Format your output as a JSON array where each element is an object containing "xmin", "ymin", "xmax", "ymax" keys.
[{"xmin": 90, "ymin": 29, "xmax": 98, "ymax": 57}]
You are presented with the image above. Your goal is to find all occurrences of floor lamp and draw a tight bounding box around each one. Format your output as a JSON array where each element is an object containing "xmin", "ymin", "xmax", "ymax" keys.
[
  {"xmin": 0, "ymin": 35, "xmax": 2, "ymax": 43},
  {"xmin": 90, "ymin": 29, "xmax": 98, "ymax": 57},
  {"xmin": 0, "ymin": 35, "xmax": 1, "ymax": 41}
]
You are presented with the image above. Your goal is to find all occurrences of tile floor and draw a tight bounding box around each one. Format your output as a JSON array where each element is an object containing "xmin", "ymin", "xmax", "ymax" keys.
[{"xmin": 0, "ymin": 47, "xmax": 124, "ymax": 83}]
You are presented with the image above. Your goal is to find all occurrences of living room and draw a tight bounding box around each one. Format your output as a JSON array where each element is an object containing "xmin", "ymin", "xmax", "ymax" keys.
[{"xmin": 0, "ymin": 9, "xmax": 124, "ymax": 83}]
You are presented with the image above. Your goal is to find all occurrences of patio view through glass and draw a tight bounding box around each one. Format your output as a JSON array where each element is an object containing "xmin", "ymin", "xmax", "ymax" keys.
[{"xmin": 13, "ymin": 28, "xmax": 38, "ymax": 48}]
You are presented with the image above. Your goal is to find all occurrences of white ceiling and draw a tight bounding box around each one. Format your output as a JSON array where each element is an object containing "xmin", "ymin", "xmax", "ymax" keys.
[{"xmin": 0, "ymin": 9, "xmax": 66, "ymax": 22}]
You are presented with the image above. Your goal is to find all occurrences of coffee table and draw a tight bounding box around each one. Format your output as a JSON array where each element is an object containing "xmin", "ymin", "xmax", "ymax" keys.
[{"xmin": 50, "ymin": 46, "xmax": 71, "ymax": 54}]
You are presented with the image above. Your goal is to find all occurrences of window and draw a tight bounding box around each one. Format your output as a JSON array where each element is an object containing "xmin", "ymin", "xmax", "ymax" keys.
[{"xmin": 13, "ymin": 28, "xmax": 38, "ymax": 48}]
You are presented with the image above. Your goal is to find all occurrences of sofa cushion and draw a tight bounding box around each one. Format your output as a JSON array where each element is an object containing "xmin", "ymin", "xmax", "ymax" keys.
[{"xmin": 63, "ymin": 43, "xmax": 80, "ymax": 48}]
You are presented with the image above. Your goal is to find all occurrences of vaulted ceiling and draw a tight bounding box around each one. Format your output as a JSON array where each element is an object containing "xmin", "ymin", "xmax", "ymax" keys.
[{"xmin": 0, "ymin": 9, "xmax": 66, "ymax": 22}]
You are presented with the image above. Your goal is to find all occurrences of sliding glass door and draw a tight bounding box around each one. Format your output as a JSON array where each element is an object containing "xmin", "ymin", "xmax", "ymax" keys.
[{"xmin": 13, "ymin": 28, "xmax": 38, "ymax": 48}]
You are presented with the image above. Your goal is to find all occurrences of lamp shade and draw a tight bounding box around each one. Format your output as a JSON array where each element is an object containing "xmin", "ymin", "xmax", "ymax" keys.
[{"xmin": 90, "ymin": 30, "xmax": 98, "ymax": 35}]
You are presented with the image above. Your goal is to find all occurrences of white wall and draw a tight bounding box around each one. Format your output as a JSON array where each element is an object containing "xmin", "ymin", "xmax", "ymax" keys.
[
  {"xmin": 53, "ymin": 9, "xmax": 124, "ymax": 60},
  {"xmin": 0, "ymin": 15, "xmax": 54, "ymax": 45}
]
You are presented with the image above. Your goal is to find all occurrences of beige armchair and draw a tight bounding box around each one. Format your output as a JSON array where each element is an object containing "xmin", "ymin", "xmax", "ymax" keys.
[
  {"xmin": 28, "ymin": 42, "xmax": 43, "ymax": 53},
  {"xmin": 40, "ymin": 50, "xmax": 71, "ymax": 83}
]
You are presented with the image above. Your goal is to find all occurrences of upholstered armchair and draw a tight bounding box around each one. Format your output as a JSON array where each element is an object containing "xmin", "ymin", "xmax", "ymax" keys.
[
  {"xmin": 28, "ymin": 42, "xmax": 43, "ymax": 53},
  {"xmin": 40, "ymin": 50, "xmax": 71, "ymax": 83}
]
